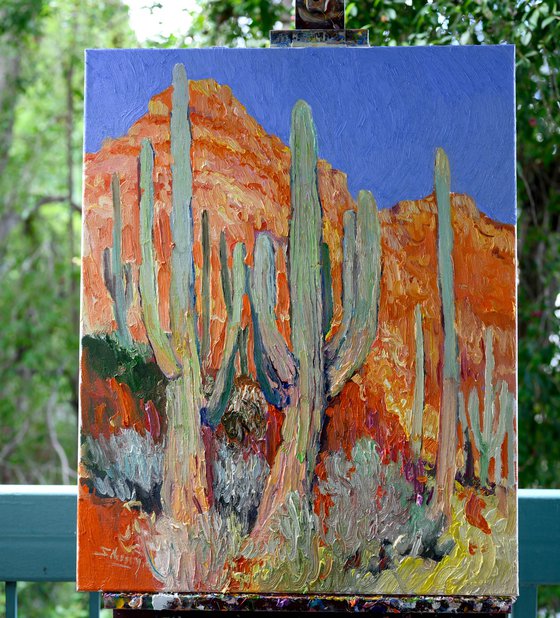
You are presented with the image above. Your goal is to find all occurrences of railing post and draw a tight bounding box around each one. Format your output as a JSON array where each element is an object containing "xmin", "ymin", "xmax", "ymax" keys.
[
  {"xmin": 6, "ymin": 581, "xmax": 17, "ymax": 618},
  {"xmin": 511, "ymin": 584, "xmax": 538, "ymax": 617},
  {"xmin": 89, "ymin": 591, "xmax": 101, "ymax": 618}
]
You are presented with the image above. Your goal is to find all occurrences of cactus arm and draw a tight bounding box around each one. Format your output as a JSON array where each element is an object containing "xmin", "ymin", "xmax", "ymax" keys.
[
  {"xmin": 468, "ymin": 386, "xmax": 491, "ymax": 486},
  {"xmin": 325, "ymin": 210, "xmax": 356, "ymax": 360},
  {"xmin": 469, "ymin": 387, "xmax": 482, "ymax": 453},
  {"xmin": 102, "ymin": 247, "xmax": 115, "ymax": 298},
  {"xmin": 201, "ymin": 209, "xmax": 211, "ymax": 366},
  {"xmin": 219, "ymin": 231, "xmax": 233, "ymax": 319},
  {"xmin": 138, "ymin": 139, "xmax": 181, "ymax": 379},
  {"xmin": 507, "ymin": 391, "xmax": 516, "ymax": 487},
  {"xmin": 123, "ymin": 263, "xmax": 133, "ymax": 309},
  {"xmin": 249, "ymin": 232, "xmax": 297, "ymax": 409},
  {"xmin": 492, "ymin": 380, "xmax": 510, "ymax": 481},
  {"xmin": 411, "ymin": 303, "xmax": 425, "ymax": 460},
  {"xmin": 493, "ymin": 380, "xmax": 509, "ymax": 450},
  {"xmin": 237, "ymin": 327, "xmax": 249, "ymax": 376},
  {"xmin": 321, "ymin": 242, "xmax": 334, "ymax": 338},
  {"xmin": 289, "ymin": 100, "xmax": 325, "ymax": 465},
  {"xmin": 458, "ymin": 390, "xmax": 468, "ymax": 434},
  {"xmin": 110, "ymin": 174, "xmax": 125, "ymax": 324},
  {"xmin": 205, "ymin": 242, "xmax": 246, "ymax": 426},
  {"xmin": 221, "ymin": 230, "xmax": 249, "ymax": 377},
  {"xmin": 483, "ymin": 327, "xmax": 495, "ymax": 446},
  {"xmin": 458, "ymin": 389, "xmax": 475, "ymax": 480},
  {"xmin": 327, "ymin": 190, "xmax": 381, "ymax": 399},
  {"xmin": 169, "ymin": 63, "xmax": 196, "ymax": 345},
  {"xmin": 113, "ymin": 174, "xmax": 133, "ymax": 347}
]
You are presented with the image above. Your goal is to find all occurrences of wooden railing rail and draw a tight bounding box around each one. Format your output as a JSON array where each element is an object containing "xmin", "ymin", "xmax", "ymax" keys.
[{"xmin": 1, "ymin": 486, "xmax": 559, "ymax": 617}]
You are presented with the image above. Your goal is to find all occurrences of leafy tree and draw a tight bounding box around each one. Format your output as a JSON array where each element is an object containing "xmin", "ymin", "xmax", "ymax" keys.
[
  {"xmin": 0, "ymin": 0, "xmax": 559, "ymax": 614},
  {"xmin": 0, "ymin": 0, "xmax": 136, "ymax": 484}
]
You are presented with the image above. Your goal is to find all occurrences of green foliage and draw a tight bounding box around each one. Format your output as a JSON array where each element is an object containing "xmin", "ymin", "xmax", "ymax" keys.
[
  {"xmin": 0, "ymin": 1, "xmax": 47, "ymax": 39},
  {"xmin": 186, "ymin": 0, "xmax": 290, "ymax": 47},
  {"xmin": 0, "ymin": 582, "xmax": 92, "ymax": 618},
  {"xmin": 540, "ymin": 585, "xmax": 560, "ymax": 617},
  {"xmin": 0, "ymin": 0, "xmax": 135, "ymax": 489},
  {"xmin": 82, "ymin": 335, "xmax": 167, "ymax": 411}
]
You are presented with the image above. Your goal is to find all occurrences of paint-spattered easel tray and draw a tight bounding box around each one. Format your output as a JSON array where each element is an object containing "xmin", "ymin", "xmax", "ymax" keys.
[
  {"xmin": 77, "ymin": 47, "xmax": 517, "ymax": 602},
  {"xmin": 104, "ymin": 592, "xmax": 513, "ymax": 613}
]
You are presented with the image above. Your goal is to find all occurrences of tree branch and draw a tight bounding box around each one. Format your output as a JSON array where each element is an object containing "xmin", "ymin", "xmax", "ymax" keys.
[{"xmin": 0, "ymin": 195, "xmax": 81, "ymax": 245}]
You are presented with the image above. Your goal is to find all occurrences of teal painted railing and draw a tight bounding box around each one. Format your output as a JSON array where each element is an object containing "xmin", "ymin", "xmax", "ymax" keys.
[
  {"xmin": 1, "ymin": 486, "xmax": 559, "ymax": 616},
  {"xmin": 0, "ymin": 486, "xmax": 99, "ymax": 618}
]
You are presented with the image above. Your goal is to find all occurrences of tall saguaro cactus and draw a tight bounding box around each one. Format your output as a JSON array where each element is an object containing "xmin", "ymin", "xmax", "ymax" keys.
[
  {"xmin": 138, "ymin": 64, "xmax": 246, "ymax": 523},
  {"xmin": 103, "ymin": 173, "xmax": 133, "ymax": 348},
  {"xmin": 289, "ymin": 100, "xmax": 326, "ymax": 473},
  {"xmin": 434, "ymin": 147, "xmax": 459, "ymax": 517},
  {"xmin": 250, "ymin": 100, "xmax": 382, "ymax": 527}
]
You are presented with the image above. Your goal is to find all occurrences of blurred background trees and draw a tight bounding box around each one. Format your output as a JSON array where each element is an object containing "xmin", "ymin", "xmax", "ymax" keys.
[
  {"xmin": 0, "ymin": 0, "xmax": 558, "ymax": 615},
  {"xmin": 0, "ymin": 0, "xmax": 135, "ymax": 484},
  {"xmin": 1, "ymin": 0, "xmax": 559, "ymax": 484},
  {"xmin": 3, "ymin": 0, "xmax": 557, "ymax": 489}
]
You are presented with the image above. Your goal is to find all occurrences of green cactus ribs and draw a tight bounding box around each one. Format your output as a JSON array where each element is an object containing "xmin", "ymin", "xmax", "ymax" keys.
[{"xmin": 433, "ymin": 146, "xmax": 459, "ymax": 518}]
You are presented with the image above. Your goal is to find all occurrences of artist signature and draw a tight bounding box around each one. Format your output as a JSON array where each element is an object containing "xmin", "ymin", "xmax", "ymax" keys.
[{"xmin": 93, "ymin": 545, "xmax": 144, "ymax": 571}]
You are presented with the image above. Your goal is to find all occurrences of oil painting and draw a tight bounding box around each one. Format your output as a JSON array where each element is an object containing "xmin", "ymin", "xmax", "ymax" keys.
[{"xmin": 77, "ymin": 47, "xmax": 517, "ymax": 597}]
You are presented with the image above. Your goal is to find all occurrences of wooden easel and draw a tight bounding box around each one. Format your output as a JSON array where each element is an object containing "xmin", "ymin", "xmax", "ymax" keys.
[{"xmin": 110, "ymin": 4, "xmax": 512, "ymax": 616}]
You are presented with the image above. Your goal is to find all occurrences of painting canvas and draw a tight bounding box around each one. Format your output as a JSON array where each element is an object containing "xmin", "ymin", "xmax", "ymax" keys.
[{"xmin": 77, "ymin": 47, "xmax": 517, "ymax": 598}]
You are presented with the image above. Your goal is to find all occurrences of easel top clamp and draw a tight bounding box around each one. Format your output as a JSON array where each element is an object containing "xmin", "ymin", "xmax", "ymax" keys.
[{"xmin": 270, "ymin": 0, "xmax": 369, "ymax": 47}]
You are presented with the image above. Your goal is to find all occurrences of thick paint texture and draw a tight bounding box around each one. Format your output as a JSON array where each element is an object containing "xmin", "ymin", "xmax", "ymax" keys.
[{"xmin": 78, "ymin": 48, "xmax": 517, "ymax": 597}]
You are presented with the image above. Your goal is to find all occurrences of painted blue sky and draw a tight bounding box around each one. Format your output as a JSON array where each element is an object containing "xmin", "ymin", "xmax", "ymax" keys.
[{"xmin": 85, "ymin": 46, "xmax": 515, "ymax": 224}]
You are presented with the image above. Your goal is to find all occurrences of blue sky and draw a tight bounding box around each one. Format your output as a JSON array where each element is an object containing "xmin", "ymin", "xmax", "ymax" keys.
[{"xmin": 85, "ymin": 46, "xmax": 515, "ymax": 224}]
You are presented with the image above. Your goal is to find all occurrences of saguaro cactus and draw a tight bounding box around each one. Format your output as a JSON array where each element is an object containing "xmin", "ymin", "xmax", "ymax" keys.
[
  {"xmin": 250, "ymin": 100, "xmax": 382, "ymax": 526},
  {"xmin": 138, "ymin": 64, "xmax": 246, "ymax": 523},
  {"xmin": 467, "ymin": 327, "xmax": 515, "ymax": 487},
  {"xmin": 434, "ymin": 147, "xmax": 459, "ymax": 517},
  {"xmin": 103, "ymin": 173, "xmax": 133, "ymax": 348},
  {"xmin": 411, "ymin": 304, "xmax": 425, "ymax": 462}
]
